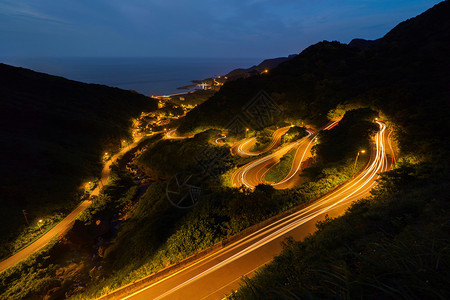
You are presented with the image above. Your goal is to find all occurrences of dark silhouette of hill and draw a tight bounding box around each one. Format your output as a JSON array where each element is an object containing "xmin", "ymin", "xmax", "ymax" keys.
[
  {"xmin": 0, "ymin": 63, "xmax": 157, "ymax": 252},
  {"xmin": 225, "ymin": 55, "xmax": 296, "ymax": 81},
  {"xmin": 179, "ymin": 1, "xmax": 450, "ymax": 161},
  {"xmin": 348, "ymin": 38, "xmax": 380, "ymax": 50}
]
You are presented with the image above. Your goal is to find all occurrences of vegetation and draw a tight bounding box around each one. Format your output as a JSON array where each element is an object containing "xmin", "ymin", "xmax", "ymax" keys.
[
  {"xmin": 264, "ymin": 149, "xmax": 296, "ymax": 183},
  {"xmin": 281, "ymin": 125, "xmax": 307, "ymax": 143},
  {"xmin": 8, "ymin": 213, "xmax": 65, "ymax": 255},
  {"xmin": 2, "ymin": 2, "xmax": 449, "ymax": 299},
  {"xmin": 312, "ymin": 108, "xmax": 378, "ymax": 164},
  {"xmin": 227, "ymin": 3, "xmax": 450, "ymax": 297},
  {"xmin": 228, "ymin": 160, "xmax": 449, "ymax": 299},
  {"xmin": 250, "ymin": 126, "xmax": 277, "ymax": 152},
  {"xmin": 74, "ymin": 109, "xmax": 374, "ymax": 297},
  {"xmin": 0, "ymin": 238, "xmax": 61, "ymax": 300},
  {"xmin": 178, "ymin": 1, "xmax": 449, "ymax": 164},
  {"xmin": 0, "ymin": 165, "xmax": 141, "ymax": 299},
  {"xmin": 0, "ymin": 64, "xmax": 157, "ymax": 259},
  {"xmin": 136, "ymin": 129, "xmax": 235, "ymax": 179}
]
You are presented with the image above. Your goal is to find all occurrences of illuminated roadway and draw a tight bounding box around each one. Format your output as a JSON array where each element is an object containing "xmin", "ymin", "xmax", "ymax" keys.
[
  {"xmin": 231, "ymin": 129, "xmax": 315, "ymax": 189},
  {"xmin": 231, "ymin": 121, "xmax": 338, "ymax": 189},
  {"xmin": 103, "ymin": 121, "xmax": 393, "ymax": 300}
]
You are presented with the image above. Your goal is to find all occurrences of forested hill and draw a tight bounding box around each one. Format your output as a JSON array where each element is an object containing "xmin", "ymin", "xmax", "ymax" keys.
[
  {"xmin": 178, "ymin": 0, "xmax": 450, "ymax": 161},
  {"xmin": 0, "ymin": 63, "xmax": 157, "ymax": 251},
  {"xmin": 228, "ymin": 3, "xmax": 450, "ymax": 297}
]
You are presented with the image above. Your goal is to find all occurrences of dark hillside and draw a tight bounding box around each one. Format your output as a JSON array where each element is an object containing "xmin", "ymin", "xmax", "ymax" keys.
[
  {"xmin": 228, "ymin": 2, "xmax": 450, "ymax": 297},
  {"xmin": 179, "ymin": 1, "xmax": 450, "ymax": 160},
  {"xmin": 0, "ymin": 63, "xmax": 157, "ymax": 254},
  {"xmin": 225, "ymin": 55, "xmax": 295, "ymax": 81},
  {"xmin": 348, "ymin": 38, "xmax": 380, "ymax": 50}
]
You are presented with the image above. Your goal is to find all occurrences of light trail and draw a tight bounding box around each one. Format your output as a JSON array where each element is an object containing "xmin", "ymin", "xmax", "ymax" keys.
[
  {"xmin": 233, "ymin": 126, "xmax": 290, "ymax": 157},
  {"xmin": 232, "ymin": 130, "xmax": 313, "ymax": 189},
  {"xmin": 116, "ymin": 121, "xmax": 390, "ymax": 300},
  {"xmin": 272, "ymin": 130, "xmax": 315, "ymax": 186},
  {"xmin": 232, "ymin": 122, "xmax": 338, "ymax": 189}
]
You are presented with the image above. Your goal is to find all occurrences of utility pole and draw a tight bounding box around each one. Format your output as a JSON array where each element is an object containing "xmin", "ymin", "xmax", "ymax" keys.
[
  {"xmin": 22, "ymin": 210, "xmax": 29, "ymax": 226},
  {"xmin": 353, "ymin": 150, "xmax": 366, "ymax": 175},
  {"xmin": 37, "ymin": 219, "xmax": 43, "ymax": 234}
]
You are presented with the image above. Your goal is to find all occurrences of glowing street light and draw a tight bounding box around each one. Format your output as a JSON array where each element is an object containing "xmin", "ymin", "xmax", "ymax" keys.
[
  {"xmin": 246, "ymin": 128, "xmax": 249, "ymax": 137},
  {"xmin": 37, "ymin": 219, "xmax": 43, "ymax": 234},
  {"xmin": 353, "ymin": 150, "xmax": 366, "ymax": 174}
]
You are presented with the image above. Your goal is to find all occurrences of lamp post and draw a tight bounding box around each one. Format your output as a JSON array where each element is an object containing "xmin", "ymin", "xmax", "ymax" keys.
[
  {"xmin": 353, "ymin": 150, "xmax": 366, "ymax": 174},
  {"xmin": 246, "ymin": 128, "xmax": 249, "ymax": 138},
  {"xmin": 22, "ymin": 210, "xmax": 29, "ymax": 226},
  {"xmin": 37, "ymin": 219, "xmax": 43, "ymax": 234}
]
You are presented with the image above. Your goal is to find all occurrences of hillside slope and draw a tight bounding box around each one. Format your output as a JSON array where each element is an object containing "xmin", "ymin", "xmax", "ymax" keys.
[
  {"xmin": 0, "ymin": 63, "xmax": 157, "ymax": 255},
  {"xmin": 228, "ymin": 2, "xmax": 450, "ymax": 298},
  {"xmin": 179, "ymin": 1, "xmax": 449, "ymax": 160}
]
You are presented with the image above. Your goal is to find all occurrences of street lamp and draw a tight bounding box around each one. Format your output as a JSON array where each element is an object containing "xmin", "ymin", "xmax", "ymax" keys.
[
  {"xmin": 353, "ymin": 150, "xmax": 366, "ymax": 174},
  {"xmin": 246, "ymin": 128, "xmax": 249, "ymax": 138},
  {"xmin": 37, "ymin": 219, "xmax": 43, "ymax": 234}
]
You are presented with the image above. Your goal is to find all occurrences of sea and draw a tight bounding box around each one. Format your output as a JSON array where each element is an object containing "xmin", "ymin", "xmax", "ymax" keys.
[{"xmin": 0, "ymin": 57, "xmax": 262, "ymax": 96}]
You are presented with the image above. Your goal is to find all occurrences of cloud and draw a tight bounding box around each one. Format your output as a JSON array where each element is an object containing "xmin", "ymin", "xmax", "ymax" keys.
[
  {"xmin": 0, "ymin": 0, "xmax": 443, "ymax": 57},
  {"xmin": 0, "ymin": 1, "xmax": 66, "ymax": 25}
]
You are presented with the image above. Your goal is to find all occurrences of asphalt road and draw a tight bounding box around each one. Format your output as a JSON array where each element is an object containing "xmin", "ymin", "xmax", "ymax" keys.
[{"xmin": 106, "ymin": 121, "xmax": 392, "ymax": 300}]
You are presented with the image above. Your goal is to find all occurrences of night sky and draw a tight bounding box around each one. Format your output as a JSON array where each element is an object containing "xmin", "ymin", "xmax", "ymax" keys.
[{"xmin": 0, "ymin": 0, "xmax": 442, "ymax": 58}]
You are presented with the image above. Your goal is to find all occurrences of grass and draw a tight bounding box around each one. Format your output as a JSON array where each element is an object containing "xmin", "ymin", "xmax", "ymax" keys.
[
  {"xmin": 264, "ymin": 148, "xmax": 296, "ymax": 183},
  {"xmin": 9, "ymin": 213, "xmax": 65, "ymax": 255},
  {"xmin": 0, "ymin": 238, "xmax": 60, "ymax": 300}
]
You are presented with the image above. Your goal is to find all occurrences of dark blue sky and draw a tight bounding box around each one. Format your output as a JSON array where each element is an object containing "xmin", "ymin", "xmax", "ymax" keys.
[{"xmin": 0, "ymin": 0, "xmax": 441, "ymax": 58}]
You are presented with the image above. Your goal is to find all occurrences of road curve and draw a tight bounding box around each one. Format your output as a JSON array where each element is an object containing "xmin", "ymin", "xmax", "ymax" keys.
[
  {"xmin": 104, "ymin": 121, "xmax": 391, "ymax": 300},
  {"xmin": 231, "ymin": 126, "xmax": 290, "ymax": 157},
  {"xmin": 0, "ymin": 135, "xmax": 150, "ymax": 273},
  {"xmin": 231, "ymin": 130, "xmax": 315, "ymax": 189}
]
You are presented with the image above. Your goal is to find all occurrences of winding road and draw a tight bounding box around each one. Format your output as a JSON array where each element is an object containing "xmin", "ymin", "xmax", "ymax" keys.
[
  {"xmin": 231, "ymin": 129, "xmax": 315, "ymax": 189},
  {"xmin": 231, "ymin": 126, "xmax": 290, "ymax": 157},
  {"xmin": 101, "ymin": 121, "xmax": 394, "ymax": 300}
]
